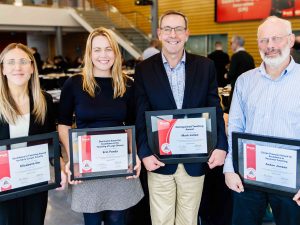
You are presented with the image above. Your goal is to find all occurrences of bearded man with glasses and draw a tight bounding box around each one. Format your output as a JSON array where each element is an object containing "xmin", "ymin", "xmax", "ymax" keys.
[
  {"xmin": 224, "ymin": 16, "xmax": 300, "ymax": 225},
  {"xmin": 134, "ymin": 10, "xmax": 227, "ymax": 225}
]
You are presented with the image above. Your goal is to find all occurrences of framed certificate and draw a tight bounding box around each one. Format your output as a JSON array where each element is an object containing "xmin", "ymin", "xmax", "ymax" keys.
[
  {"xmin": 145, "ymin": 107, "xmax": 217, "ymax": 163},
  {"xmin": 232, "ymin": 132, "xmax": 300, "ymax": 196},
  {"xmin": 69, "ymin": 126, "xmax": 136, "ymax": 181},
  {"xmin": 0, "ymin": 132, "xmax": 61, "ymax": 202}
]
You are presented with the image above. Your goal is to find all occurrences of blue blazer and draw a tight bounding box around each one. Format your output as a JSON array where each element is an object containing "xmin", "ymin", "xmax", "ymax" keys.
[{"xmin": 134, "ymin": 52, "xmax": 228, "ymax": 176}]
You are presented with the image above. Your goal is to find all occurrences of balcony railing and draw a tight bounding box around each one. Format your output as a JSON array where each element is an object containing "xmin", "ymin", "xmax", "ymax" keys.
[{"xmin": 1, "ymin": 0, "xmax": 150, "ymax": 34}]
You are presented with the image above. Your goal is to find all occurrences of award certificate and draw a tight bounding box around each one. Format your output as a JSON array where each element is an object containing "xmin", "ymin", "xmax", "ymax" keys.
[
  {"xmin": 243, "ymin": 143, "xmax": 297, "ymax": 189},
  {"xmin": 0, "ymin": 144, "xmax": 50, "ymax": 192},
  {"xmin": 78, "ymin": 133, "xmax": 128, "ymax": 173},
  {"xmin": 146, "ymin": 107, "xmax": 217, "ymax": 163},
  {"xmin": 69, "ymin": 126, "xmax": 136, "ymax": 181},
  {"xmin": 232, "ymin": 132, "xmax": 300, "ymax": 196},
  {"xmin": 158, "ymin": 118, "xmax": 207, "ymax": 155}
]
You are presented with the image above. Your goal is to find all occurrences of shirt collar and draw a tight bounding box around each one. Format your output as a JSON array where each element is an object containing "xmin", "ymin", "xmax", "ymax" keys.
[
  {"xmin": 235, "ymin": 47, "xmax": 245, "ymax": 53},
  {"xmin": 259, "ymin": 56, "xmax": 296, "ymax": 80},
  {"xmin": 162, "ymin": 51, "xmax": 186, "ymax": 68}
]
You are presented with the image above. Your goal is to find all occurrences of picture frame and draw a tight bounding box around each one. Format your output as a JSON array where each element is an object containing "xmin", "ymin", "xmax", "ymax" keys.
[
  {"xmin": 232, "ymin": 132, "xmax": 300, "ymax": 196},
  {"xmin": 0, "ymin": 132, "xmax": 61, "ymax": 202},
  {"xmin": 145, "ymin": 107, "xmax": 217, "ymax": 163},
  {"xmin": 68, "ymin": 126, "xmax": 136, "ymax": 181}
]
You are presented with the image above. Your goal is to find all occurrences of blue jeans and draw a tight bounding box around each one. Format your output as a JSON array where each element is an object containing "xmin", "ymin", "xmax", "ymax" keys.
[
  {"xmin": 232, "ymin": 189, "xmax": 300, "ymax": 225},
  {"xmin": 83, "ymin": 210, "xmax": 126, "ymax": 225}
]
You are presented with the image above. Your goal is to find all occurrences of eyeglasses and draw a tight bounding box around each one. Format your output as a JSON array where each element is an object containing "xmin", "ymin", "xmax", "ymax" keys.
[
  {"xmin": 258, "ymin": 34, "xmax": 291, "ymax": 46},
  {"xmin": 2, "ymin": 58, "xmax": 32, "ymax": 67},
  {"xmin": 160, "ymin": 26, "xmax": 186, "ymax": 35}
]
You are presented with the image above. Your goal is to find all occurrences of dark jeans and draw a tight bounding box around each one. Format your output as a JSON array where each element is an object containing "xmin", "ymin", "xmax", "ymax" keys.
[
  {"xmin": 232, "ymin": 189, "xmax": 300, "ymax": 225},
  {"xmin": 83, "ymin": 210, "xmax": 126, "ymax": 225},
  {"xmin": 0, "ymin": 191, "xmax": 48, "ymax": 225}
]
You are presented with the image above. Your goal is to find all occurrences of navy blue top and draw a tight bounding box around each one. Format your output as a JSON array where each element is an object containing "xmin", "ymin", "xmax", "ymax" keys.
[{"xmin": 58, "ymin": 75, "xmax": 134, "ymax": 128}]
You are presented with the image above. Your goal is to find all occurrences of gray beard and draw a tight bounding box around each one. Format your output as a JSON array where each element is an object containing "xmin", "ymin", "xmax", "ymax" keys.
[{"xmin": 260, "ymin": 45, "xmax": 290, "ymax": 68}]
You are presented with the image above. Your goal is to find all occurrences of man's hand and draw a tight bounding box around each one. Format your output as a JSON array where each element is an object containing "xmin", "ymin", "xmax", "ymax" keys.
[
  {"xmin": 207, "ymin": 149, "xmax": 226, "ymax": 169},
  {"xmin": 142, "ymin": 155, "xmax": 165, "ymax": 172},
  {"xmin": 293, "ymin": 190, "xmax": 300, "ymax": 206},
  {"xmin": 225, "ymin": 172, "xmax": 244, "ymax": 193}
]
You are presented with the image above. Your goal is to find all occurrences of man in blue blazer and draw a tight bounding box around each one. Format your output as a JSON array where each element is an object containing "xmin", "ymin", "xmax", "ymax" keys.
[{"xmin": 134, "ymin": 10, "xmax": 228, "ymax": 225}]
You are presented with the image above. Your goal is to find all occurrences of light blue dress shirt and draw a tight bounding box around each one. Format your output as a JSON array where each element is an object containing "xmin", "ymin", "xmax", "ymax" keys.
[
  {"xmin": 224, "ymin": 58, "xmax": 300, "ymax": 173},
  {"xmin": 162, "ymin": 52, "xmax": 186, "ymax": 109}
]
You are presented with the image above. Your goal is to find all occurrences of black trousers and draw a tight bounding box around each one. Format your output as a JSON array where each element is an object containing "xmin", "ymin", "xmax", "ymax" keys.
[
  {"xmin": 0, "ymin": 191, "xmax": 48, "ymax": 225},
  {"xmin": 199, "ymin": 166, "xmax": 232, "ymax": 225},
  {"xmin": 232, "ymin": 189, "xmax": 300, "ymax": 225}
]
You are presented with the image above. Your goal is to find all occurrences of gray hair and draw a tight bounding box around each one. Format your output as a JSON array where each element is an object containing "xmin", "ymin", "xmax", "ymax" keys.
[
  {"xmin": 232, "ymin": 35, "xmax": 245, "ymax": 47},
  {"xmin": 257, "ymin": 16, "xmax": 292, "ymax": 37}
]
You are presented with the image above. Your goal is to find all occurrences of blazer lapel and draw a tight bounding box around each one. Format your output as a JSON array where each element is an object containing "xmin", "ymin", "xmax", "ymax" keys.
[
  {"xmin": 0, "ymin": 122, "xmax": 9, "ymax": 140},
  {"xmin": 182, "ymin": 53, "xmax": 196, "ymax": 109},
  {"xmin": 28, "ymin": 93, "xmax": 36, "ymax": 136},
  {"xmin": 0, "ymin": 94, "xmax": 35, "ymax": 141},
  {"xmin": 154, "ymin": 54, "xmax": 177, "ymax": 108}
]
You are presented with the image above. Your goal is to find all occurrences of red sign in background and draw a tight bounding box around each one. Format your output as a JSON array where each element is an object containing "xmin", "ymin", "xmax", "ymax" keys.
[{"xmin": 216, "ymin": 0, "xmax": 300, "ymax": 22}]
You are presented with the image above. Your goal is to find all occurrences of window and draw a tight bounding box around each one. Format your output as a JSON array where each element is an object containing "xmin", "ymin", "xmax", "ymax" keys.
[{"xmin": 186, "ymin": 34, "xmax": 228, "ymax": 56}]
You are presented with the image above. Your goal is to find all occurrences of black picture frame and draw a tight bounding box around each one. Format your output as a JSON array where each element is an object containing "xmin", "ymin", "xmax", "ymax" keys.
[
  {"xmin": 232, "ymin": 132, "xmax": 300, "ymax": 196},
  {"xmin": 145, "ymin": 107, "xmax": 217, "ymax": 164},
  {"xmin": 0, "ymin": 132, "xmax": 61, "ymax": 202},
  {"xmin": 69, "ymin": 126, "xmax": 136, "ymax": 181}
]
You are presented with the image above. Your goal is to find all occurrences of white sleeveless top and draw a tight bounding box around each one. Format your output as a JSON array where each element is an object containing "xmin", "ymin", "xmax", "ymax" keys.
[{"xmin": 9, "ymin": 113, "xmax": 30, "ymax": 149}]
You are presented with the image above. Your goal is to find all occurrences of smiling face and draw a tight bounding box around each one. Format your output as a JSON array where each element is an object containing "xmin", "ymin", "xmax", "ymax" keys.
[
  {"xmin": 2, "ymin": 48, "xmax": 33, "ymax": 88},
  {"xmin": 258, "ymin": 19, "xmax": 295, "ymax": 68},
  {"xmin": 91, "ymin": 35, "xmax": 115, "ymax": 77},
  {"xmin": 158, "ymin": 14, "xmax": 189, "ymax": 58}
]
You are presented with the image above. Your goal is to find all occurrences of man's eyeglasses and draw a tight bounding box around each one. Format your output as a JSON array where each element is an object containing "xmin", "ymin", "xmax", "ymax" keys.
[
  {"xmin": 2, "ymin": 58, "xmax": 32, "ymax": 67},
  {"xmin": 160, "ymin": 26, "xmax": 186, "ymax": 35},
  {"xmin": 258, "ymin": 34, "xmax": 291, "ymax": 46}
]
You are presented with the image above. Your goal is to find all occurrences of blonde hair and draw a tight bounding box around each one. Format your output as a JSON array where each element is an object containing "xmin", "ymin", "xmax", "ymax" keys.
[
  {"xmin": 0, "ymin": 43, "xmax": 46, "ymax": 124},
  {"xmin": 82, "ymin": 27, "xmax": 127, "ymax": 98}
]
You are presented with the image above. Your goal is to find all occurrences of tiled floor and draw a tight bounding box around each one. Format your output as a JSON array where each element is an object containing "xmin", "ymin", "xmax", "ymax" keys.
[{"xmin": 44, "ymin": 188, "xmax": 84, "ymax": 225}]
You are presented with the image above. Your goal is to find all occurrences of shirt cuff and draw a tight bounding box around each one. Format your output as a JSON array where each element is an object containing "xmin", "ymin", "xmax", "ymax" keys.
[{"xmin": 223, "ymin": 155, "xmax": 235, "ymax": 173}]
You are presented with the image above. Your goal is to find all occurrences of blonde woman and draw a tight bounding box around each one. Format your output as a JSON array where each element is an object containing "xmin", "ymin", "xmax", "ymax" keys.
[
  {"xmin": 0, "ymin": 43, "xmax": 65, "ymax": 225},
  {"xmin": 58, "ymin": 27, "xmax": 143, "ymax": 225}
]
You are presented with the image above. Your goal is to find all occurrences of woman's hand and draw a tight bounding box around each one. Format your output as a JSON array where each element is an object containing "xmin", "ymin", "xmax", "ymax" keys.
[
  {"xmin": 56, "ymin": 157, "xmax": 67, "ymax": 190},
  {"xmin": 126, "ymin": 155, "xmax": 141, "ymax": 179},
  {"xmin": 65, "ymin": 161, "xmax": 83, "ymax": 185},
  {"xmin": 56, "ymin": 169, "xmax": 67, "ymax": 191}
]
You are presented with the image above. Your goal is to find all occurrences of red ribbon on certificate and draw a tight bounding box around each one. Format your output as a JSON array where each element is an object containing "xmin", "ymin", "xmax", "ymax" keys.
[
  {"xmin": 158, "ymin": 119, "xmax": 177, "ymax": 155},
  {"xmin": 0, "ymin": 151, "xmax": 12, "ymax": 191},
  {"xmin": 80, "ymin": 135, "xmax": 92, "ymax": 173},
  {"xmin": 245, "ymin": 144, "xmax": 256, "ymax": 180}
]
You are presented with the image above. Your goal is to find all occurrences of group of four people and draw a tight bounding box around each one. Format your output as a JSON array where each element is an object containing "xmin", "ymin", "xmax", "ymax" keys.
[{"xmin": 0, "ymin": 9, "xmax": 299, "ymax": 225}]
